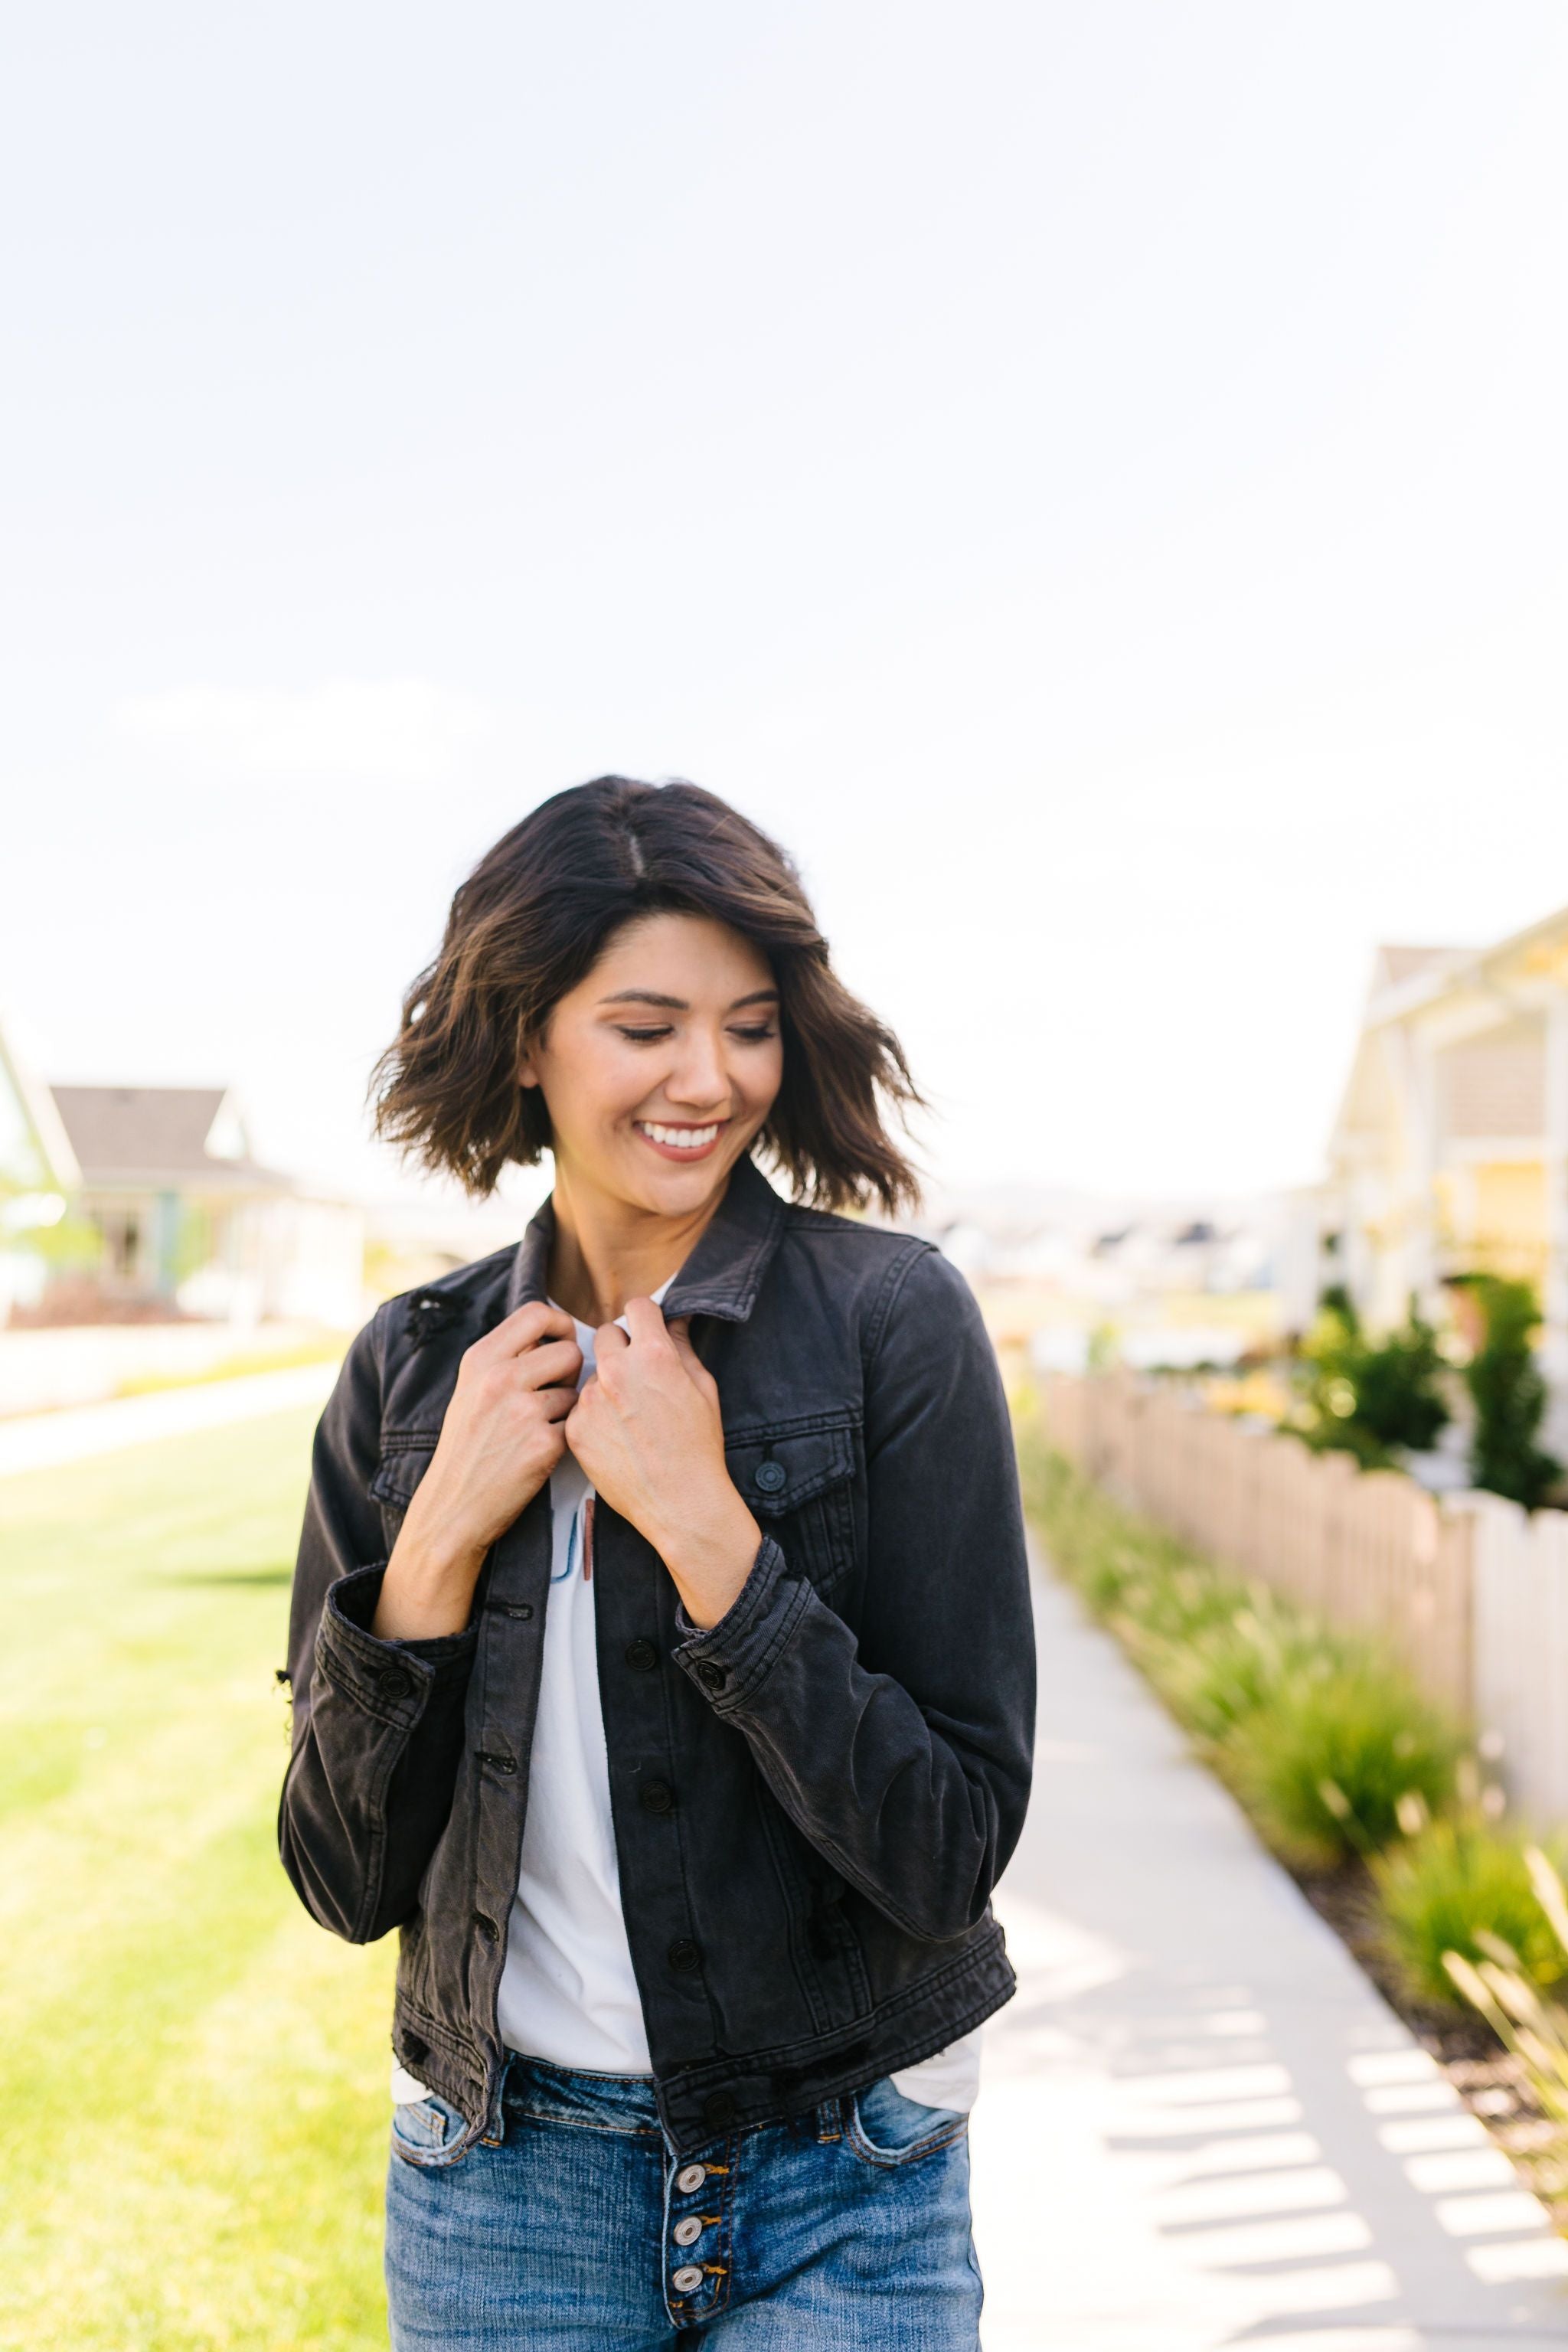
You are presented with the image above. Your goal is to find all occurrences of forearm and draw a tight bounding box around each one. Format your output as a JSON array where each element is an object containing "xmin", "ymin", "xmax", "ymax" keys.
[
  {"xmin": 374, "ymin": 1518, "xmax": 489, "ymax": 1639},
  {"xmin": 654, "ymin": 1487, "xmax": 765, "ymax": 1629}
]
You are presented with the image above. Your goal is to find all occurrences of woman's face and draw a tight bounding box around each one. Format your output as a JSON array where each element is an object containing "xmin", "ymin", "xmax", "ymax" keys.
[{"xmin": 519, "ymin": 912, "xmax": 784, "ymax": 1217}]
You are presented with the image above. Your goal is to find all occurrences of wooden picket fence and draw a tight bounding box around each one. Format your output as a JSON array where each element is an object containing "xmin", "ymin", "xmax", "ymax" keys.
[{"xmin": 1035, "ymin": 1374, "xmax": 1568, "ymax": 1826}]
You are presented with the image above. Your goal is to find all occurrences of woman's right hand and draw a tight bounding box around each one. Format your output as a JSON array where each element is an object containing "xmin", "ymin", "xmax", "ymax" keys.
[{"xmin": 372, "ymin": 1302, "xmax": 583, "ymax": 1640}]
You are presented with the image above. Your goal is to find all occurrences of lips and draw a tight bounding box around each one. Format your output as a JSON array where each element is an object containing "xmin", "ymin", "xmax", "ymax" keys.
[{"xmin": 634, "ymin": 1119, "xmax": 726, "ymax": 1160}]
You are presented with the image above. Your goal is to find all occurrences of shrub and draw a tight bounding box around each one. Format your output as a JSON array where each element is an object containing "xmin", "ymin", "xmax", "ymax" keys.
[
  {"xmin": 1373, "ymin": 1818, "xmax": 1568, "ymax": 2009},
  {"xmin": 1295, "ymin": 1287, "xmax": 1450, "ymax": 1469},
  {"xmin": 1453, "ymin": 1273, "xmax": 1563, "ymax": 1509},
  {"xmin": 1218, "ymin": 1658, "xmax": 1460, "ymax": 1869}
]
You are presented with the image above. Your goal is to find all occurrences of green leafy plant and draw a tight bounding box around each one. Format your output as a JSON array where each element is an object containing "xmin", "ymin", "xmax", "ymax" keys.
[
  {"xmin": 1215, "ymin": 1654, "xmax": 1459, "ymax": 1869},
  {"xmin": 1374, "ymin": 1815, "xmax": 1568, "ymax": 2009},
  {"xmin": 1295, "ymin": 1286, "xmax": 1450, "ymax": 1469},
  {"xmin": 1452, "ymin": 1273, "xmax": 1563, "ymax": 1509}
]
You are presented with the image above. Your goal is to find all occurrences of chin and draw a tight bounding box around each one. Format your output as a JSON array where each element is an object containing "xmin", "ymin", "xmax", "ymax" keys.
[{"xmin": 630, "ymin": 1148, "xmax": 740, "ymax": 1207}]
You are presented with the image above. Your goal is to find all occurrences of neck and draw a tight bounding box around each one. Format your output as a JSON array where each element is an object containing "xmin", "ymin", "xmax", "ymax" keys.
[{"xmin": 545, "ymin": 1160, "xmax": 729, "ymax": 1326}]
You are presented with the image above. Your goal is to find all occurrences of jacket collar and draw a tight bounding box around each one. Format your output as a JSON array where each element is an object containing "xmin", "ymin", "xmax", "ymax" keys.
[{"xmin": 504, "ymin": 1150, "xmax": 788, "ymax": 1326}]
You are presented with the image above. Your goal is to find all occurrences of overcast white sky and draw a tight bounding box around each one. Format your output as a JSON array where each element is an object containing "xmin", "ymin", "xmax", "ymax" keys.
[{"xmin": 6, "ymin": 2, "xmax": 1568, "ymax": 1210}]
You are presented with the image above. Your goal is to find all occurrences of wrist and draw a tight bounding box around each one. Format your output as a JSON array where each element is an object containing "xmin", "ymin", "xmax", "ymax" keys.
[
  {"xmin": 658, "ymin": 1496, "xmax": 763, "ymax": 1629},
  {"xmin": 376, "ymin": 1521, "xmax": 489, "ymax": 1639}
]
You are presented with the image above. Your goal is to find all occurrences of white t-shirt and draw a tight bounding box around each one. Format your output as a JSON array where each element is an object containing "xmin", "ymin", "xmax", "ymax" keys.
[
  {"xmin": 391, "ymin": 1277, "xmax": 981, "ymax": 2115},
  {"xmin": 491, "ymin": 1279, "xmax": 675, "ymax": 2073}
]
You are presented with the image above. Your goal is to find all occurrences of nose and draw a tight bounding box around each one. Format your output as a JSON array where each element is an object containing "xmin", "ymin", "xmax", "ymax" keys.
[{"xmin": 663, "ymin": 1024, "xmax": 730, "ymax": 1112}]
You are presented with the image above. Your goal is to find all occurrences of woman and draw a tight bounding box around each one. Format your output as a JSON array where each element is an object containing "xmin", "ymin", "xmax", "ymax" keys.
[{"xmin": 279, "ymin": 777, "xmax": 1035, "ymax": 2349}]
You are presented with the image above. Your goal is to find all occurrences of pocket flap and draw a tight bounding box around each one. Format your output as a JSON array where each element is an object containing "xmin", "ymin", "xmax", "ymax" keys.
[
  {"xmin": 724, "ymin": 1419, "xmax": 856, "ymax": 1517},
  {"xmin": 370, "ymin": 1435, "xmax": 438, "ymax": 1510}
]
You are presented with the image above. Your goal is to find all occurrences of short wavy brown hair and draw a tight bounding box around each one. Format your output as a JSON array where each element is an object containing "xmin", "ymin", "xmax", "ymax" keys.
[{"xmin": 371, "ymin": 776, "xmax": 926, "ymax": 1215}]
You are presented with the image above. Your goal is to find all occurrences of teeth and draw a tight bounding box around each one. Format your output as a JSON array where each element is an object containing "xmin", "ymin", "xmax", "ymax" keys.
[{"xmin": 640, "ymin": 1122, "xmax": 720, "ymax": 1150}]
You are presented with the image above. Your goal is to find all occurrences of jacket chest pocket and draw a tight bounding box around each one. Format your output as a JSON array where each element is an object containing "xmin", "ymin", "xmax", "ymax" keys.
[
  {"xmin": 724, "ymin": 1413, "xmax": 861, "ymax": 1599},
  {"xmin": 369, "ymin": 1433, "xmax": 440, "ymax": 1547}
]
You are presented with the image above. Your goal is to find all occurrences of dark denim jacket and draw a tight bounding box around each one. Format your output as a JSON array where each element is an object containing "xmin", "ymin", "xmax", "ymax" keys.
[{"xmin": 278, "ymin": 1153, "xmax": 1035, "ymax": 2159}]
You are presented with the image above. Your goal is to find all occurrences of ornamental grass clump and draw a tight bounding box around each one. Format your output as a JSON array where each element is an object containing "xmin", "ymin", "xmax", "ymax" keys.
[
  {"xmin": 1217, "ymin": 1657, "xmax": 1461, "ymax": 1870},
  {"xmin": 1016, "ymin": 1423, "xmax": 1465, "ymax": 1873},
  {"xmin": 1444, "ymin": 1847, "xmax": 1568, "ymax": 2147},
  {"xmin": 1156, "ymin": 1606, "xmax": 1351, "ymax": 1747},
  {"xmin": 1374, "ymin": 1815, "xmax": 1568, "ymax": 2009}
]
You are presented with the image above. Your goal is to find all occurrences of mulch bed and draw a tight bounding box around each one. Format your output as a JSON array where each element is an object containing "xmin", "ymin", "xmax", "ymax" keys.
[{"xmin": 1289, "ymin": 1855, "xmax": 1568, "ymax": 2224}]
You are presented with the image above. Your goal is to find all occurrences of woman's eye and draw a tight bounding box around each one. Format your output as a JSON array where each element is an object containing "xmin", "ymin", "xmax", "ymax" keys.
[
  {"xmin": 730, "ymin": 1025, "xmax": 777, "ymax": 1043},
  {"xmin": 616, "ymin": 1027, "xmax": 672, "ymax": 1044}
]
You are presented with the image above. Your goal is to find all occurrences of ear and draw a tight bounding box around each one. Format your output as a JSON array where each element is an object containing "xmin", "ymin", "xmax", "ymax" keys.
[{"xmin": 518, "ymin": 1019, "xmax": 547, "ymax": 1089}]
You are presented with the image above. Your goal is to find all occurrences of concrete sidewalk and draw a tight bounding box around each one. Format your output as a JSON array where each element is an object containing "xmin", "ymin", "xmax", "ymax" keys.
[
  {"xmin": 0, "ymin": 1359, "xmax": 339, "ymax": 1478},
  {"xmin": 971, "ymin": 1547, "xmax": 1568, "ymax": 2350}
]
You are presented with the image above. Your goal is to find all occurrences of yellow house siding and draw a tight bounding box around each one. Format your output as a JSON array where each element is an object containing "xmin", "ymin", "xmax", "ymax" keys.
[{"xmin": 1446, "ymin": 1159, "xmax": 1550, "ymax": 1285}]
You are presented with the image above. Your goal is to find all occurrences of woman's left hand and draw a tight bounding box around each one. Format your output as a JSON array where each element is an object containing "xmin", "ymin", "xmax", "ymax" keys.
[{"xmin": 564, "ymin": 1298, "xmax": 763, "ymax": 1629}]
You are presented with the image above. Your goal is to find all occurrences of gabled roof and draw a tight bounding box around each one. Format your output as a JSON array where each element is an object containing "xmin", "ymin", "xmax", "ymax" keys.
[
  {"xmin": 1375, "ymin": 944, "xmax": 1465, "ymax": 988},
  {"xmin": 48, "ymin": 1086, "xmax": 293, "ymax": 1193}
]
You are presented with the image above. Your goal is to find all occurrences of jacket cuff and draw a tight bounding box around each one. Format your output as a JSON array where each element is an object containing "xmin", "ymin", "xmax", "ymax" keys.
[
  {"xmin": 671, "ymin": 1534, "xmax": 813, "ymax": 1713},
  {"xmin": 316, "ymin": 1563, "xmax": 480, "ymax": 1723}
]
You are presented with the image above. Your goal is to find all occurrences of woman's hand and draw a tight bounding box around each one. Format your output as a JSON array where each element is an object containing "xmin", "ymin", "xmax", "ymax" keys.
[
  {"xmin": 373, "ymin": 1302, "xmax": 583, "ymax": 1640},
  {"xmin": 565, "ymin": 1299, "xmax": 762, "ymax": 1629}
]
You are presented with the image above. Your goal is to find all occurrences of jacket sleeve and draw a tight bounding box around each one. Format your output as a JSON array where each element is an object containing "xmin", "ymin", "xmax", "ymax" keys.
[
  {"xmin": 277, "ymin": 1308, "xmax": 479, "ymax": 1944},
  {"xmin": 671, "ymin": 1243, "xmax": 1036, "ymax": 1943}
]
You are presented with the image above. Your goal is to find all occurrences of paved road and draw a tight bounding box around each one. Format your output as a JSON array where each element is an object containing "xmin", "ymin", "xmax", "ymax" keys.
[
  {"xmin": 971, "ymin": 1547, "xmax": 1568, "ymax": 2350},
  {"xmin": 0, "ymin": 1359, "xmax": 340, "ymax": 1478}
]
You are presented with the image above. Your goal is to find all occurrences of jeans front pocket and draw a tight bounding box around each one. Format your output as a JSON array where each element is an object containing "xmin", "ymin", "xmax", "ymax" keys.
[
  {"xmin": 845, "ymin": 2075, "xmax": 969, "ymax": 2169},
  {"xmin": 390, "ymin": 2092, "xmax": 470, "ymax": 2168}
]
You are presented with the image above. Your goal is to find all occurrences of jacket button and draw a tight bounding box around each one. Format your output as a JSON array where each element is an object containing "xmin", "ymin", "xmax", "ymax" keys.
[
  {"xmin": 640, "ymin": 1779, "xmax": 675, "ymax": 1815},
  {"xmin": 377, "ymin": 1666, "xmax": 414, "ymax": 1699},
  {"xmin": 703, "ymin": 2089, "xmax": 738, "ymax": 2130},
  {"xmin": 505, "ymin": 1604, "xmax": 534, "ymax": 1622},
  {"xmin": 753, "ymin": 1459, "xmax": 787, "ymax": 1493},
  {"xmin": 696, "ymin": 1661, "xmax": 727, "ymax": 1692},
  {"xmin": 624, "ymin": 1638, "xmax": 658, "ymax": 1672},
  {"xmin": 472, "ymin": 1912, "xmax": 498, "ymax": 1941},
  {"xmin": 668, "ymin": 1938, "xmax": 701, "ymax": 1974}
]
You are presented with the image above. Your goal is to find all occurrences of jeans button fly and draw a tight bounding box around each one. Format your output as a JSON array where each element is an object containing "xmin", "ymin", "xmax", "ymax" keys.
[
  {"xmin": 671, "ymin": 2265, "xmax": 704, "ymax": 2295},
  {"xmin": 673, "ymin": 2215, "xmax": 703, "ymax": 2246},
  {"xmin": 675, "ymin": 2163, "xmax": 706, "ymax": 2194}
]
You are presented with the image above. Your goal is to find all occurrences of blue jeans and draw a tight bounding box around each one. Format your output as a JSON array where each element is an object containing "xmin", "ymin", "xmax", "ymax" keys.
[{"xmin": 384, "ymin": 2053, "xmax": 983, "ymax": 2348}]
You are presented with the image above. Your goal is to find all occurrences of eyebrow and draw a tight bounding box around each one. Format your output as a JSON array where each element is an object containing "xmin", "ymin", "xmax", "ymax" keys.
[{"xmin": 596, "ymin": 988, "xmax": 780, "ymax": 1011}]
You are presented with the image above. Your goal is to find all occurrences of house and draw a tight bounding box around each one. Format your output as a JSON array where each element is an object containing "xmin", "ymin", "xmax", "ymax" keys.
[
  {"xmin": 1317, "ymin": 907, "xmax": 1568, "ymax": 1426},
  {"xmin": 42, "ymin": 1083, "xmax": 366, "ymax": 1328},
  {"xmin": 1, "ymin": 1003, "xmax": 366, "ymax": 1330}
]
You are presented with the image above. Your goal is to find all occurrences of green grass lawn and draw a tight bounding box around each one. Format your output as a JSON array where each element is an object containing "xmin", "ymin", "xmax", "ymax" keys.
[{"xmin": 0, "ymin": 1410, "xmax": 397, "ymax": 2352}]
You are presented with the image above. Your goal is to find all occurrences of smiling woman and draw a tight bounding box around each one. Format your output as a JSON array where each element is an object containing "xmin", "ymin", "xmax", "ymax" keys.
[{"xmin": 278, "ymin": 776, "xmax": 1035, "ymax": 2350}]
